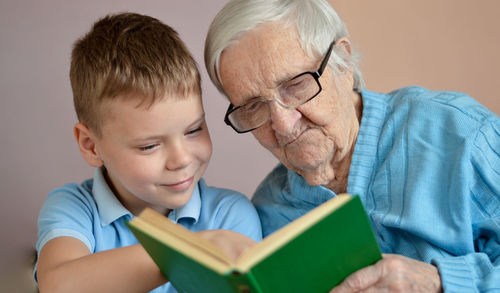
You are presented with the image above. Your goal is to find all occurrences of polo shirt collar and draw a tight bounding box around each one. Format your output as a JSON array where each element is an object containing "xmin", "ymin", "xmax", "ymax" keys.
[
  {"xmin": 92, "ymin": 167, "xmax": 132, "ymax": 226},
  {"xmin": 93, "ymin": 167, "xmax": 201, "ymax": 225},
  {"xmin": 168, "ymin": 182, "xmax": 201, "ymax": 224}
]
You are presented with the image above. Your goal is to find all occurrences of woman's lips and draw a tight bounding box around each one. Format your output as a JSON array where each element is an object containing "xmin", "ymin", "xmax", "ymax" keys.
[
  {"xmin": 285, "ymin": 128, "xmax": 311, "ymax": 147},
  {"xmin": 161, "ymin": 176, "xmax": 194, "ymax": 191}
]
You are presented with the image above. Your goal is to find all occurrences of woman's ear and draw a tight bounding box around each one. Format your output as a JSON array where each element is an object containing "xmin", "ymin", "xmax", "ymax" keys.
[
  {"xmin": 333, "ymin": 37, "xmax": 354, "ymax": 82},
  {"xmin": 74, "ymin": 123, "xmax": 103, "ymax": 168},
  {"xmin": 335, "ymin": 37, "xmax": 352, "ymax": 56}
]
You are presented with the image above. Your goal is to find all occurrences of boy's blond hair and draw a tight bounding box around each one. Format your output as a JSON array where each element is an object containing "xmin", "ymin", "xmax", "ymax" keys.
[{"xmin": 70, "ymin": 12, "xmax": 201, "ymax": 136}]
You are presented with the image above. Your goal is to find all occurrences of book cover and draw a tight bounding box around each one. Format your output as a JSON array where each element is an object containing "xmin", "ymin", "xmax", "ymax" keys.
[{"xmin": 127, "ymin": 194, "xmax": 382, "ymax": 293}]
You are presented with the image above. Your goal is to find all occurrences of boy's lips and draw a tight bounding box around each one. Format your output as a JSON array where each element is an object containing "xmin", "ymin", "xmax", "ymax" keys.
[{"xmin": 161, "ymin": 176, "xmax": 194, "ymax": 191}]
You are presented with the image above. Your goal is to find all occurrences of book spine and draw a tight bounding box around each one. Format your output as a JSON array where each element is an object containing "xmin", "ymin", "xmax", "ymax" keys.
[
  {"xmin": 245, "ymin": 271, "xmax": 264, "ymax": 293},
  {"xmin": 227, "ymin": 271, "xmax": 263, "ymax": 293}
]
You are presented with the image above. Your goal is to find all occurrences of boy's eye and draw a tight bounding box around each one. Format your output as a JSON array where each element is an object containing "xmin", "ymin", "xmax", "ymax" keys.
[
  {"xmin": 139, "ymin": 144, "xmax": 159, "ymax": 152},
  {"xmin": 186, "ymin": 126, "xmax": 202, "ymax": 136}
]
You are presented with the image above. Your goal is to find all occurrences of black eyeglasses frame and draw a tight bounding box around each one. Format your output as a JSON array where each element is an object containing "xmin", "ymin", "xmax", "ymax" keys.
[{"xmin": 224, "ymin": 40, "xmax": 336, "ymax": 133}]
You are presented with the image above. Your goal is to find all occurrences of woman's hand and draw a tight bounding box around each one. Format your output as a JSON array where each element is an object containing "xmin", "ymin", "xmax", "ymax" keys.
[{"xmin": 330, "ymin": 254, "xmax": 443, "ymax": 293}]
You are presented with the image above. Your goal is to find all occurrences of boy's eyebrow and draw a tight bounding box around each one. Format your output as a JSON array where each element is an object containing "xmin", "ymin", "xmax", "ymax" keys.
[
  {"xmin": 187, "ymin": 114, "xmax": 206, "ymax": 128},
  {"xmin": 131, "ymin": 114, "xmax": 206, "ymax": 143},
  {"xmin": 130, "ymin": 135, "xmax": 163, "ymax": 143}
]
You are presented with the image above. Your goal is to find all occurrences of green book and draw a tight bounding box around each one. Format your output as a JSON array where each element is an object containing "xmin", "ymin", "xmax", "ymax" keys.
[{"xmin": 127, "ymin": 194, "xmax": 381, "ymax": 293}]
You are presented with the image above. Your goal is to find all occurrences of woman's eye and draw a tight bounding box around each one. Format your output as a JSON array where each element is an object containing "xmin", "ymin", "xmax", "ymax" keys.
[
  {"xmin": 287, "ymin": 80, "xmax": 304, "ymax": 89},
  {"xmin": 244, "ymin": 101, "xmax": 264, "ymax": 113}
]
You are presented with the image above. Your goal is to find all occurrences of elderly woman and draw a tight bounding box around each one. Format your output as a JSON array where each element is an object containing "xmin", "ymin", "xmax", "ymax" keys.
[{"xmin": 204, "ymin": 0, "xmax": 500, "ymax": 292}]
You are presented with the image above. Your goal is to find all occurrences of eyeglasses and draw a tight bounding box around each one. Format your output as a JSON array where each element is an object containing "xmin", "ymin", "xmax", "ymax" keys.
[{"xmin": 224, "ymin": 40, "xmax": 336, "ymax": 133}]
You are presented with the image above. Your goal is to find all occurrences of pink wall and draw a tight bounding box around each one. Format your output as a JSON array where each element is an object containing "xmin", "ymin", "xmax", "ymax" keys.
[{"xmin": 0, "ymin": 1, "xmax": 498, "ymax": 291}]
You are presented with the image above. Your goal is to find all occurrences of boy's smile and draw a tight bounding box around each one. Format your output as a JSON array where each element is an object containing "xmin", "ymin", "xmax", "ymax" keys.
[
  {"xmin": 91, "ymin": 92, "xmax": 212, "ymax": 216},
  {"xmin": 160, "ymin": 176, "xmax": 194, "ymax": 191}
]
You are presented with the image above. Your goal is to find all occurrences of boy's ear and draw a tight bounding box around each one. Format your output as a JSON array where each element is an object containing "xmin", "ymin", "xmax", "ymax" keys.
[{"xmin": 74, "ymin": 123, "xmax": 104, "ymax": 168}]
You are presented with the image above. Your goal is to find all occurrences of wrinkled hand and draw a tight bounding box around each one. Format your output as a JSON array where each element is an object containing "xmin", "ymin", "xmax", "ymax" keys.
[
  {"xmin": 196, "ymin": 229, "xmax": 256, "ymax": 262},
  {"xmin": 330, "ymin": 254, "xmax": 443, "ymax": 293}
]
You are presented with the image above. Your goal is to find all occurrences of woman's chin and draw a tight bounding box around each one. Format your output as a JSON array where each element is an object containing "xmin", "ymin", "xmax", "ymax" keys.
[{"xmin": 285, "ymin": 158, "xmax": 334, "ymax": 187}]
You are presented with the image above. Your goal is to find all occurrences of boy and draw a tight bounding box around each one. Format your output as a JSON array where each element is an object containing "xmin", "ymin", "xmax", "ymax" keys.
[{"xmin": 35, "ymin": 12, "xmax": 262, "ymax": 293}]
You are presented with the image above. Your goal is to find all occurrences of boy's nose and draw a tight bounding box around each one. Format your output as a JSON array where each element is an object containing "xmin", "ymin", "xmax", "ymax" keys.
[
  {"xmin": 269, "ymin": 101, "xmax": 302, "ymax": 137},
  {"xmin": 165, "ymin": 142, "xmax": 191, "ymax": 171}
]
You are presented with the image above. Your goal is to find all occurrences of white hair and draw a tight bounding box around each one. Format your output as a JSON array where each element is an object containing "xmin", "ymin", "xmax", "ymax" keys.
[{"xmin": 204, "ymin": 0, "xmax": 364, "ymax": 96}]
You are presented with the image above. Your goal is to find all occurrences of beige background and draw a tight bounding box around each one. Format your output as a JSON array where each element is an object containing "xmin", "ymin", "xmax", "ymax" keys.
[
  {"xmin": 334, "ymin": 0, "xmax": 500, "ymax": 110},
  {"xmin": 0, "ymin": 0, "xmax": 498, "ymax": 291}
]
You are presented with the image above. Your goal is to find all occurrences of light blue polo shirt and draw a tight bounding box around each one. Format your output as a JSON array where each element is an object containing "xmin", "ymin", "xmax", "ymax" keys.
[{"xmin": 36, "ymin": 168, "xmax": 262, "ymax": 292}]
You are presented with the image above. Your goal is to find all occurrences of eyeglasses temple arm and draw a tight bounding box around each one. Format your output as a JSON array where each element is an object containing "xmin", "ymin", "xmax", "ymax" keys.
[{"xmin": 317, "ymin": 40, "xmax": 336, "ymax": 75}]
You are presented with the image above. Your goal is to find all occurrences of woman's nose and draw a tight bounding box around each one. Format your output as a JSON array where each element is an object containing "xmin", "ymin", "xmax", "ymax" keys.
[{"xmin": 268, "ymin": 100, "xmax": 302, "ymax": 136}]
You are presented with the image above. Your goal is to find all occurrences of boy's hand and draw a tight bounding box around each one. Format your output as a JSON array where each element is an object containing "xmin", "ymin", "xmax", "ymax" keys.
[{"xmin": 196, "ymin": 230, "xmax": 256, "ymax": 261}]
